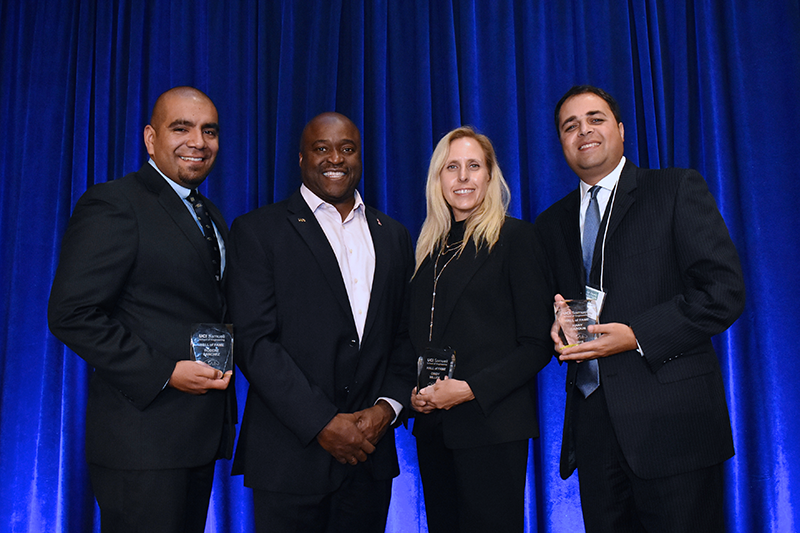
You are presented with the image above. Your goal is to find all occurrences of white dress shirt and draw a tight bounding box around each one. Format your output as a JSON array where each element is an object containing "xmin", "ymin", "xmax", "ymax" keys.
[
  {"xmin": 579, "ymin": 156, "xmax": 626, "ymax": 240},
  {"xmin": 300, "ymin": 184, "xmax": 375, "ymax": 342},
  {"xmin": 300, "ymin": 185, "xmax": 403, "ymax": 420}
]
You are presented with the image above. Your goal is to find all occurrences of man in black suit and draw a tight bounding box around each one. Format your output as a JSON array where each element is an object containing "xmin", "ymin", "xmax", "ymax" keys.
[
  {"xmin": 48, "ymin": 86, "xmax": 234, "ymax": 533},
  {"xmin": 226, "ymin": 112, "xmax": 415, "ymax": 532},
  {"xmin": 533, "ymin": 86, "xmax": 745, "ymax": 532}
]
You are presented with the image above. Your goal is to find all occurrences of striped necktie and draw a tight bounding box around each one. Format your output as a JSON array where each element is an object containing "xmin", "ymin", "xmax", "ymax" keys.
[{"xmin": 577, "ymin": 185, "xmax": 601, "ymax": 397}]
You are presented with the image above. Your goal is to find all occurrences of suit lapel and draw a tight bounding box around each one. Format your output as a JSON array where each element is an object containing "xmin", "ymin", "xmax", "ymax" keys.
[
  {"xmin": 138, "ymin": 164, "xmax": 220, "ymax": 282},
  {"xmin": 561, "ymin": 190, "xmax": 585, "ymax": 285},
  {"xmin": 603, "ymin": 160, "xmax": 637, "ymax": 241},
  {"xmin": 198, "ymin": 190, "xmax": 228, "ymax": 295},
  {"xmin": 361, "ymin": 206, "xmax": 389, "ymax": 343},
  {"xmin": 286, "ymin": 191, "xmax": 355, "ymax": 323},
  {"xmin": 590, "ymin": 161, "xmax": 637, "ymax": 277},
  {"xmin": 204, "ymin": 195, "xmax": 228, "ymax": 243},
  {"xmin": 428, "ymin": 233, "xmax": 491, "ymax": 346}
]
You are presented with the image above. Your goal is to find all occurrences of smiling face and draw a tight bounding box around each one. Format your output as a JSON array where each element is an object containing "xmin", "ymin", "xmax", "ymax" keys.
[
  {"xmin": 299, "ymin": 113, "xmax": 362, "ymax": 219},
  {"xmin": 558, "ymin": 92, "xmax": 625, "ymax": 185},
  {"xmin": 144, "ymin": 89, "xmax": 219, "ymax": 188},
  {"xmin": 440, "ymin": 136, "xmax": 490, "ymax": 221}
]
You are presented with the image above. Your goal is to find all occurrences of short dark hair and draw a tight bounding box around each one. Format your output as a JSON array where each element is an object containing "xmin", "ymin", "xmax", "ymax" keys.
[{"xmin": 554, "ymin": 85, "xmax": 623, "ymax": 133}]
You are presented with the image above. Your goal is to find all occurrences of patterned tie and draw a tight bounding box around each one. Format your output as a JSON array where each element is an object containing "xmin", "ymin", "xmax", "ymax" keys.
[
  {"xmin": 582, "ymin": 185, "xmax": 601, "ymax": 284},
  {"xmin": 577, "ymin": 185, "xmax": 601, "ymax": 397},
  {"xmin": 188, "ymin": 190, "xmax": 221, "ymax": 282}
]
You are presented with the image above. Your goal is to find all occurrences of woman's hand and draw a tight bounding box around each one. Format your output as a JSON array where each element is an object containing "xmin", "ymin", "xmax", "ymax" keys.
[
  {"xmin": 413, "ymin": 377, "xmax": 475, "ymax": 412},
  {"xmin": 410, "ymin": 386, "xmax": 435, "ymax": 414}
]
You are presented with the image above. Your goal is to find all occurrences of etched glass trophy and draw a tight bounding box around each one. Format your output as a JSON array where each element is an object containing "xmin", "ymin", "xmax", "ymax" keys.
[
  {"xmin": 190, "ymin": 323, "xmax": 234, "ymax": 373},
  {"xmin": 417, "ymin": 347, "xmax": 456, "ymax": 391},
  {"xmin": 553, "ymin": 299, "xmax": 597, "ymax": 347}
]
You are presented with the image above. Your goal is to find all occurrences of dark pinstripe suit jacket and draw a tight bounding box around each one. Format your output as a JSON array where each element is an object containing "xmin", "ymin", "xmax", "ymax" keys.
[{"xmin": 532, "ymin": 160, "xmax": 745, "ymax": 480}]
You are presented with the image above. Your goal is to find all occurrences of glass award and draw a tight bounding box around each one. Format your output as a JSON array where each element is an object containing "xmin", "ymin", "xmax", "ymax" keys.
[
  {"xmin": 553, "ymin": 299, "xmax": 597, "ymax": 347},
  {"xmin": 417, "ymin": 347, "xmax": 456, "ymax": 391},
  {"xmin": 190, "ymin": 323, "xmax": 234, "ymax": 373}
]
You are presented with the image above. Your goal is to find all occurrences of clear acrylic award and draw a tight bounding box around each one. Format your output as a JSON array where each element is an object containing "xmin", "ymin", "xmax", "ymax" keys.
[{"xmin": 190, "ymin": 323, "xmax": 234, "ymax": 373}]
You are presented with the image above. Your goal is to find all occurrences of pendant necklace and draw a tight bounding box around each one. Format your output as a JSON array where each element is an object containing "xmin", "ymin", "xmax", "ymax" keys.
[{"xmin": 428, "ymin": 239, "xmax": 462, "ymax": 341}]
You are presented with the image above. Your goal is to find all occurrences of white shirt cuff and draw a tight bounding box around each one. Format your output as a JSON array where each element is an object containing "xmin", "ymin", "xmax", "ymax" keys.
[{"xmin": 377, "ymin": 397, "xmax": 403, "ymax": 424}]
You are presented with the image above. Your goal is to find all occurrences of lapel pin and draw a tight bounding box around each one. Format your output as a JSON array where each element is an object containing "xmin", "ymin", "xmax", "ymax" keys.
[
  {"xmin": 377, "ymin": 218, "xmax": 382, "ymax": 226},
  {"xmin": 298, "ymin": 218, "xmax": 306, "ymax": 223}
]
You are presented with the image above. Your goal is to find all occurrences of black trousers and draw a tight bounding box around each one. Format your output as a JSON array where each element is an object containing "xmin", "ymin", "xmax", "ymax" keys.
[
  {"xmin": 416, "ymin": 420, "xmax": 529, "ymax": 533},
  {"xmin": 252, "ymin": 462, "xmax": 392, "ymax": 533},
  {"xmin": 88, "ymin": 462, "xmax": 216, "ymax": 533},
  {"xmin": 574, "ymin": 386, "xmax": 726, "ymax": 533}
]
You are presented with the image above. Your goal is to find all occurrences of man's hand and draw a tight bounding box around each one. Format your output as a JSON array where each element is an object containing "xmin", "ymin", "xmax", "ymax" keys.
[
  {"xmin": 558, "ymin": 322, "xmax": 638, "ymax": 362},
  {"xmin": 168, "ymin": 360, "xmax": 232, "ymax": 394},
  {"xmin": 414, "ymin": 377, "xmax": 474, "ymax": 411},
  {"xmin": 316, "ymin": 413, "xmax": 375, "ymax": 465},
  {"xmin": 354, "ymin": 400, "xmax": 394, "ymax": 446}
]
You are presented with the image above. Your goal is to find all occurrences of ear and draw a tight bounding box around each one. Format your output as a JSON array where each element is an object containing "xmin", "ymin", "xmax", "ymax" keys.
[
  {"xmin": 298, "ymin": 152, "xmax": 304, "ymax": 167},
  {"xmin": 143, "ymin": 125, "xmax": 156, "ymax": 157},
  {"xmin": 618, "ymin": 122, "xmax": 625, "ymax": 142}
]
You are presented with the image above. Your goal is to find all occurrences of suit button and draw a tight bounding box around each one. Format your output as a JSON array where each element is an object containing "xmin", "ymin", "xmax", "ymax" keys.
[
  {"xmin": 344, "ymin": 386, "xmax": 350, "ymax": 395},
  {"xmin": 349, "ymin": 339, "xmax": 357, "ymax": 348}
]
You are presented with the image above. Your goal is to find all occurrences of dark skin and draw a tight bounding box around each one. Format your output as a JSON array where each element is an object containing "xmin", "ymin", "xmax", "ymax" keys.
[
  {"xmin": 298, "ymin": 112, "xmax": 362, "ymax": 221},
  {"xmin": 300, "ymin": 112, "xmax": 395, "ymax": 465},
  {"xmin": 317, "ymin": 400, "xmax": 395, "ymax": 465}
]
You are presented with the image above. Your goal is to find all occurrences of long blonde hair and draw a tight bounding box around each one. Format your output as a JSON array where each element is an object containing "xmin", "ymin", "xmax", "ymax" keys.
[{"xmin": 414, "ymin": 126, "xmax": 510, "ymax": 272}]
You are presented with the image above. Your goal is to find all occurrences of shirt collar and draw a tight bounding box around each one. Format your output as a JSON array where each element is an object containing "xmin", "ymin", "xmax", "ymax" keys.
[
  {"xmin": 148, "ymin": 158, "xmax": 192, "ymax": 200},
  {"xmin": 580, "ymin": 156, "xmax": 626, "ymax": 200},
  {"xmin": 300, "ymin": 184, "xmax": 365, "ymax": 218}
]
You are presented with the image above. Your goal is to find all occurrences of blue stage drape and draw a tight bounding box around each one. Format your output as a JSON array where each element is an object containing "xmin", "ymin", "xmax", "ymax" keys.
[{"xmin": 1, "ymin": 1, "xmax": 798, "ymax": 531}]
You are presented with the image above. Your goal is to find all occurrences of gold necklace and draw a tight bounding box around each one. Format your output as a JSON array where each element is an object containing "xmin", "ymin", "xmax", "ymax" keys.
[{"xmin": 428, "ymin": 240, "xmax": 462, "ymax": 341}]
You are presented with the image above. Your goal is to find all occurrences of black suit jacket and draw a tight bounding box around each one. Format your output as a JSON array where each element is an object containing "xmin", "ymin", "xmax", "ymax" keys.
[
  {"xmin": 533, "ymin": 161, "xmax": 745, "ymax": 480},
  {"xmin": 48, "ymin": 163, "xmax": 235, "ymax": 469},
  {"xmin": 410, "ymin": 218, "xmax": 552, "ymax": 448},
  {"xmin": 226, "ymin": 189, "xmax": 416, "ymax": 494}
]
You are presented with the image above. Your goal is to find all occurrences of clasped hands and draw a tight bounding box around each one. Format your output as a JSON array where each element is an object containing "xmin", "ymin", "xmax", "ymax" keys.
[
  {"xmin": 411, "ymin": 377, "xmax": 475, "ymax": 414},
  {"xmin": 552, "ymin": 294, "xmax": 637, "ymax": 362},
  {"xmin": 316, "ymin": 400, "xmax": 395, "ymax": 466}
]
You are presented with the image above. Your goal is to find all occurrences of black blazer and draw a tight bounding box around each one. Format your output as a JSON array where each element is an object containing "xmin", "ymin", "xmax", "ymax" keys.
[
  {"xmin": 533, "ymin": 161, "xmax": 745, "ymax": 480},
  {"xmin": 226, "ymin": 189, "xmax": 416, "ymax": 494},
  {"xmin": 410, "ymin": 218, "xmax": 552, "ymax": 449},
  {"xmin": 48, "ymin": 163, "xmax": 235, "ymax": 469}
]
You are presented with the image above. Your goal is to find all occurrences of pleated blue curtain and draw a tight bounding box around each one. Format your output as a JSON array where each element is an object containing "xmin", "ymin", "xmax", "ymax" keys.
[{"xmin": 1, "ymin": 1, "xmax": 798, "ymax": 532}]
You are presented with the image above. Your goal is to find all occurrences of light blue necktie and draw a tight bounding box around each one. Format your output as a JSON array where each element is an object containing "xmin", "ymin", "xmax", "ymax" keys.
[
  {"xmin": 582, "ymin": 186, "xmax": 601, "ymax": 284},
  {"xmin": 577, "ymin": 185, "xmax": 601, "ymax": 397}
]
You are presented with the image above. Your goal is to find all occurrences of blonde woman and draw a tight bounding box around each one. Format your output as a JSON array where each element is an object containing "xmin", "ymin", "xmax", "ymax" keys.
[{"xmin": 409, "ymin": 126, "xmax": 551, "ymax": 533}]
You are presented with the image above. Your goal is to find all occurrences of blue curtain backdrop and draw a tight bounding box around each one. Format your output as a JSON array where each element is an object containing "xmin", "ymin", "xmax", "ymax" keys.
[{"xmin": 1, "ymin": 0, "xmax": 798, "ymax": 531}]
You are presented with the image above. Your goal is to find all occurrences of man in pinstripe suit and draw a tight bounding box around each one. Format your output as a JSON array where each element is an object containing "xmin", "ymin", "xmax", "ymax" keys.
[{"xmin": 532, "ymin": 85, "xmax": 745, "ymax": 532}]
